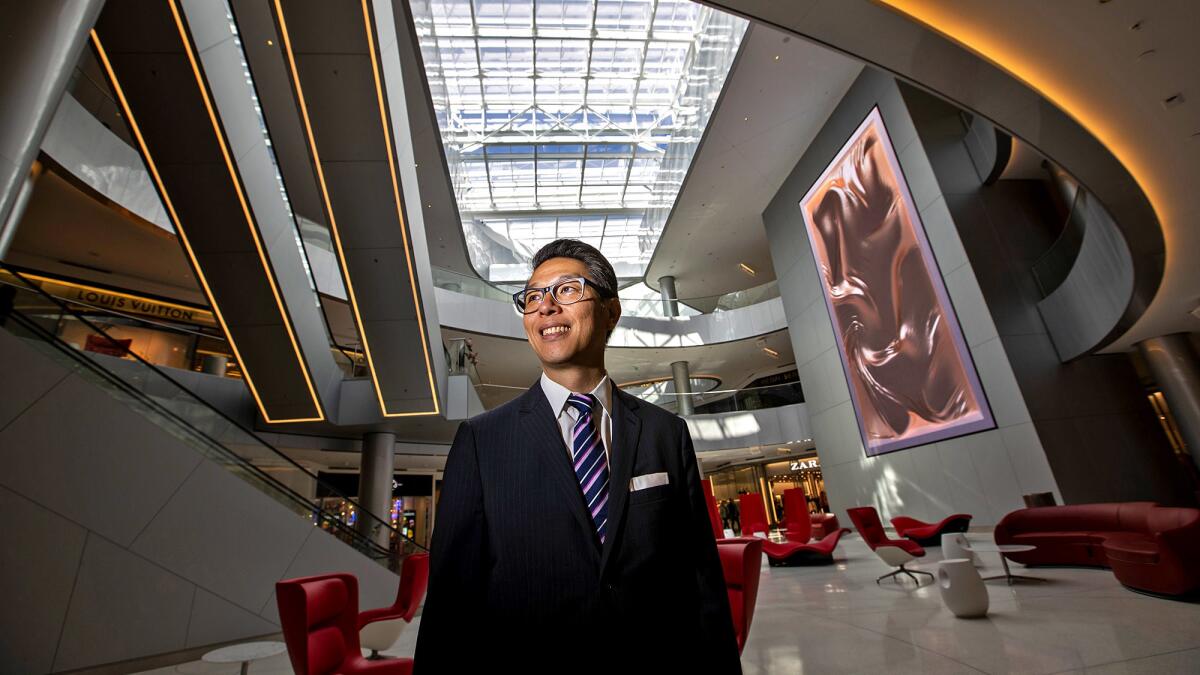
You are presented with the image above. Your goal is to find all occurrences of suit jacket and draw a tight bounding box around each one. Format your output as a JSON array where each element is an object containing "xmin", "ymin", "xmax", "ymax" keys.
[{"xmin": 414, "ymin": 382, "xmax": 740, "ymax": 673}]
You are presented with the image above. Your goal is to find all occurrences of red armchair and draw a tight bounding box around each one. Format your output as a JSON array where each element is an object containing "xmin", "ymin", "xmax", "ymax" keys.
[
  {"xmin": 781, "ymin": 487, "xmax": 811, "ymax": 543},
  {"xmin": 761, "ymin": 528, "xmax": 851, "ymax": 566},
  {"xmin": 359, "ymin": 553, "xmax": 430, "ymax": 658},
  {"xmin": 890, "ymin": 513, "xmax": 972, "ymax": 547},
  {"xmin": 276, "ymin": 573, "xmax": 413, "ymax": 675},
  {"xmin": 717, "ymin": 538, "xmax": 763, "ymax": 653},
  {"xmin": 847, "ymin": 506, "xmax": 932, "ymax": 585},
  {"xmin": 739, "ymin": 493, "xmax": 770, "ymax": 537}
]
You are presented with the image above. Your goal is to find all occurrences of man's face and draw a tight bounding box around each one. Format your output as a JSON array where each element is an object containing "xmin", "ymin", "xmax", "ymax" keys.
[{"xmin": 522, "ymin": 257, "xmax": 620, "ymax": 369}]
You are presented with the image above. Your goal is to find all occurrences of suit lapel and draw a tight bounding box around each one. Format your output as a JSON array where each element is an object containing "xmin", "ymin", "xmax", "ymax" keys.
[
  {"xmin": 600, "ymin": 387, "xmax": 641, "ymax": 575},
  {"xmin": 518, "ymin": 384, "xmax": 599, "ymax": 560}
]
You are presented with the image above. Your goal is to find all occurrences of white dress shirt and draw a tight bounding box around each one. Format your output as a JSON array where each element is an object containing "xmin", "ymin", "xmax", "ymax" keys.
[{"xmin": 540, "ymin": 372, "xmax": 613, "ymax": 463}]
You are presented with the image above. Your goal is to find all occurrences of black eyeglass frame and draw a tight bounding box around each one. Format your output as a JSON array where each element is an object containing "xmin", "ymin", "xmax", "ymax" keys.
[{"xmin": 512, "ymin": 275, "xmax": 616, "ymax": 315}]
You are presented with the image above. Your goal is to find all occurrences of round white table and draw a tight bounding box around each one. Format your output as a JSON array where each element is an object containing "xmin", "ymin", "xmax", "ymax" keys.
[
  {"xmin": 964, "ymin": 543, "xmax": 1045, "ymax": 584},
  {"xmin": 201, "ymin": 641, "xmax": 287, "ymax": 675}
]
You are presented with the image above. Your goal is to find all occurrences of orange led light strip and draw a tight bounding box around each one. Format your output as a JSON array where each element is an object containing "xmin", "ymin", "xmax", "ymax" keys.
[
  {"xmin": 91, "ymin": 5, "xmax": 323, "ymax": 423},
  {"xmin": 273, "ymin": 0, "xmax": 440, "ymax": 416}
]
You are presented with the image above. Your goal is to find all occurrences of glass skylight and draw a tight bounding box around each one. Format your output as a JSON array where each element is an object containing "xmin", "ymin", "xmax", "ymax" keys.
[{"xmin": 411, "ymin": 0, "xmax": 747, "ymax": 284}]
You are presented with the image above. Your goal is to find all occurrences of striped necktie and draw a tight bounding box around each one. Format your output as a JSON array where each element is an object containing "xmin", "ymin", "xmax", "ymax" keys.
[{"xmin": 566, "ymin": 393, "xmax": 609, "ymax": 543}]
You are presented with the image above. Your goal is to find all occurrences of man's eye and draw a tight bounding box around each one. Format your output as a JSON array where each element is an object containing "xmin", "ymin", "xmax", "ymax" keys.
[{"xmin": 525, "ymin": 291, "xmax": 544, "ymax": 304}]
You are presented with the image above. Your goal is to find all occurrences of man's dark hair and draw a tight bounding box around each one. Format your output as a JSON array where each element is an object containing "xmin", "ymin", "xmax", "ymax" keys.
[{"xmin": 529, "ymin": 239, "xmax": 617, "ymax": 297}]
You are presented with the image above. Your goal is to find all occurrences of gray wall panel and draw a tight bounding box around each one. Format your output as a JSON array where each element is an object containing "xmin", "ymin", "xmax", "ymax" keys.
[
  {"xmin": 0, "ymin": 329, "xmax": 71, "ymax": 431},
  {"xmin": 185, "ymin": 588, "xmax": 279, "ymax": 649},
  {"xmin": 0, "ymin": 374, "xmax": 204, "ymax": 546},
  {"xmin": 0, "ymin": 487, "xmax": 87, "ymax": 675},
  {"xmin": 130, "ymin": 460, "xmax": 313, "ymax": 615},
  {"xmin": 52, "ymin": 536, "xmax": 194, "ymax": 672}
]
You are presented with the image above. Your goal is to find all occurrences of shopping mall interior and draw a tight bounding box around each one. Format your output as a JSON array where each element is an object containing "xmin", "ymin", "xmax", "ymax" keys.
[{"xmin": 2, "ymin": 1, "xmax": 1200, "ymax": 673}]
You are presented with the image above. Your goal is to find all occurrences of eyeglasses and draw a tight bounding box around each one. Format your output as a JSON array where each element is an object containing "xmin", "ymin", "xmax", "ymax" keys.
[{"xmin": 512, "ymin": 276, "xmax": 613, "ymax": 315}]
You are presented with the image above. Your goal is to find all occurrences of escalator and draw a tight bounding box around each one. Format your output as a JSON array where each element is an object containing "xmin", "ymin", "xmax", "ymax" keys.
[{"xmin": 0, "ymin": 264, "xmax": 425, "ymax": 672}]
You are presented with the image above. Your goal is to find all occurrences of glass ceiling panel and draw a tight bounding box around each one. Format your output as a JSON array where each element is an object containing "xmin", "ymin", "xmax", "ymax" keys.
[{"xmin": 412, "ymin": 0, "xmax": 747, "ymax": 283}]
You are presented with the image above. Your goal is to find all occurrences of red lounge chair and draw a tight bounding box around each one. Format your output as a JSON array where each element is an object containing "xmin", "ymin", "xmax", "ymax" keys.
[
  {"xmin": 701, "ymin": 478, "xmax": 726, "ymax": 540},
  {"xmin": 811, "ymin": 513, "xmax": 841, "ymax": 538},
  {"xmin": 761, "ymin": 528, "xmax": 851, "ymax": 566},
  {"xmin": 717, "ymin": 538, "xmax": 763, "ymax": 653},
  {"xmin": 847, "ymin": 506, "xmax": 933, "ymax": 585},
  {"xmin": 739, "ymin": 493, "xmax": 770, "ymax": 537},
  {"xmin": 277, "ymin": 573, "xmax": 413, "ymax": 675},
  {"xmin": 781, "ymin": 487, "xmax": 812, "ymax": 543},
  {"xmin": 359, "ymin": 553, "xmax": 430, "ymax": 659},
  {"xmin": 890, "ymin": 513, "xmax": 973, "ymax": 547}
]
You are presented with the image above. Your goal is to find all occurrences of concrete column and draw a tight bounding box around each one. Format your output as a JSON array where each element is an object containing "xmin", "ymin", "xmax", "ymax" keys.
[
  {"xmin": 0, "ymin": 1, "xmax": 104, "ymax": 243},
  {"xmin": 1139, "ymin": 335, "xmax": 1200, "ymax": 472},
  {"xmin": 658, "ymin": 275, "xmax": 679, "ymax": 317},
  {"xmin": 357, "ymin": 432, "xmax": 396, "ymax": 548},
  {"xmin": 200, "ymin": 354, "xmax": 228, "ymax": 377},
  {"xmin": 671, "ymin": 360, "xmax": 694, "ymax": 416}
]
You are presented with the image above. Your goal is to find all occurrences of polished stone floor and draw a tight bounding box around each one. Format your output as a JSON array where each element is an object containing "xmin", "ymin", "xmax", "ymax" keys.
[{"xmin": 138, "ymin": 534, "xmax": 1200, "ymax": 674}]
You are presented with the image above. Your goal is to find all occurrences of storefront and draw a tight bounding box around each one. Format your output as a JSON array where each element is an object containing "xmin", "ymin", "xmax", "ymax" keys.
[
  {"xmin": 707, "ymin": 454, "xmax": 828, "ymax": 528},
  {"xmin": 316, "ymin": 472, "xmax": 435, "ymax": 550}
]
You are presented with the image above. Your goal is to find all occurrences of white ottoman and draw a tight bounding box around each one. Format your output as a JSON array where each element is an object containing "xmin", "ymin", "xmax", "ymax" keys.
[
  {"xmin": 942, "ymin": 532, "xmax": 978, "ymax": 565},
  {"xmin": 937, "ymin": 558, "xmax": 989, "ymax": 618}
]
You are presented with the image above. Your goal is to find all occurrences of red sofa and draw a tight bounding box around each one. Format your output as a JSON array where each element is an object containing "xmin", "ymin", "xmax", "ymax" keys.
[{"xmin": 994, "ymin": 502, "xmax": 1200, "ymax": 596}]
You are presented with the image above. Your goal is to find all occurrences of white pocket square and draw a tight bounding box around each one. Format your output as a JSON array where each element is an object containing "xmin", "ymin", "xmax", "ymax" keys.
[{"xmin": 630, "ymin": 472, "xmax": 669, "ymax": 491}]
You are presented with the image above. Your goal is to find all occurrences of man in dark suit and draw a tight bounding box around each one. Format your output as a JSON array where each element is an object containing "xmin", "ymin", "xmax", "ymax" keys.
[{"xmin": 414, "ymin": 239, "xmax": 740, "ymax": 673}]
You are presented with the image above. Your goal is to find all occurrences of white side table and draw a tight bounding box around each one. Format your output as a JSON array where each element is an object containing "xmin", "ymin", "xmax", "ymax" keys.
[
  {"xmin": 201, "ymin": 641, "xmax": 287, "ymax": 675},
  {"xmin": 965, "ymin": 543, "xmax": 1045, "ymax": 584},
  {"xmin": 937, "ymin": 558, "xmax": 989, "ymax": 617},
  {"xmin": 941, "ymin": 532, "xmax": 978, "ymax": 565}
]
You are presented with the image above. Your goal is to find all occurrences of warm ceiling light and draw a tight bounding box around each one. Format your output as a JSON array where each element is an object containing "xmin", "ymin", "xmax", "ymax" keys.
[
  {"xmin": 762, "ymin": 346, "xmax": 780, "ymax": 358},
  {"xmin": 773, "ymin": 54, "xmax": 780, "ymax": 61},
  {"xmin": 739, "ymin": 262, "xmax": 756, "ymax": 276},
  {"xmin": 266, "ymin": 39, "xmax": 274, "ymax": 46}
]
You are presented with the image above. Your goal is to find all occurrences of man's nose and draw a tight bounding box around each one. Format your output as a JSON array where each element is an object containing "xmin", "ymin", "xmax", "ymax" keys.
[{"xmin": 536, "ymin": 294, "xmax": 561, "ymax": 314}]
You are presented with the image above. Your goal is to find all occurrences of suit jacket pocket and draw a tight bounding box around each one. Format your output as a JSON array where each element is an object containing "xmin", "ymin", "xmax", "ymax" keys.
[{"xmin": 628, "ymin": 483, "xmax": 671, "ymax": 505}]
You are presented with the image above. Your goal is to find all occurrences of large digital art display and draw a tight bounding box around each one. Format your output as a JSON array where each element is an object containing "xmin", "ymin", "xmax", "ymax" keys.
[{"xmin": 799, "ymin": 107, "xmax": 995, "ymax": 456}]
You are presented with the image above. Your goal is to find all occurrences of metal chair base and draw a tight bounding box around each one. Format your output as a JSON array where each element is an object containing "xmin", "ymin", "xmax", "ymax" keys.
[{"xmin": 877, "ymin": 563, "xmax": 934, "ymax": 585}]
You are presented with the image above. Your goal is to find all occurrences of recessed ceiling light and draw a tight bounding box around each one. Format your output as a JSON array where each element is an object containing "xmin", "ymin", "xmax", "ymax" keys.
[
  {"xmin": 773, "ymin": 55, "xmax": 780, "ymax": 61},
  {"xmin": 739, "ymin": 262, "xmax": 756, "ymax": 276},
  {"xmin": 743, "ymin": 116, "xmax": 749, "ymax": 121},
  {"xmin": 762, "ymin": 347, "xmax": 780, "ymax": 358},
  {"xmin": 266, "ymin": 39, "xmax": 274, "ymax": 46}
]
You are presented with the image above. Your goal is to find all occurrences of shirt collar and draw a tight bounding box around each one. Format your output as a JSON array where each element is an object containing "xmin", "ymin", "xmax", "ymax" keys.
[{"xmin": 540, "ymin": 372, "xmax": 612, "ymax": 419}]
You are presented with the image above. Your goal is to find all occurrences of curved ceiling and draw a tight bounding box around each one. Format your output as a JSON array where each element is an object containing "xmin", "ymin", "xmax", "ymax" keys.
[
  {"xmin": 645, "ymin": 23, "xmax": 861, "ymax": 299},
  {"xmin": 703, "ymin": 0, "xmax": 1199, "ymax": 351}
]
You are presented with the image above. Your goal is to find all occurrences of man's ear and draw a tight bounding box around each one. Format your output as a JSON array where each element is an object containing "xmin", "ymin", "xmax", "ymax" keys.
[{"xmin": 606, "ymin": 296, "xmax": 622, "ymax": 331}]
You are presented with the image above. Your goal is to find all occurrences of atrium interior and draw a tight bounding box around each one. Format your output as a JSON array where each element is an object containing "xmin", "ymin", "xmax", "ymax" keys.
[{"xmin": 2, "ymin": 1, "xmax": 1200, "ymax": 674}]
